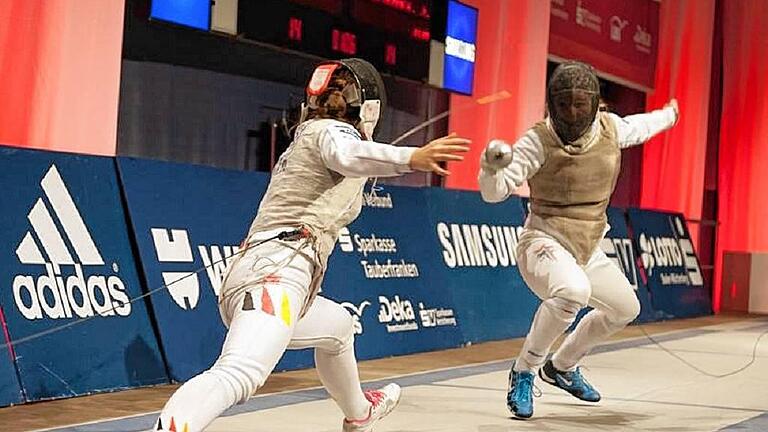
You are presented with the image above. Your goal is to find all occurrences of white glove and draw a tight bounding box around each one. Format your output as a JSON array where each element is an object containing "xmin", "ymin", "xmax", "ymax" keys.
[
  {"xmin": 481, "ymin": 140, "xmax": 513, "ymax": 173},
  {"xmin": 665, "ymin": 98, "xmax": 680, "ymax": 124}
]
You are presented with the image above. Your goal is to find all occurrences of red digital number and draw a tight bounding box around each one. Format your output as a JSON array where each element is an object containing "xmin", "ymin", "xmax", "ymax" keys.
[
  {"xmin": 373, "ymin": 0, "xmax": 414, "ymax": 14},
  {"xmin": 385, "ymin": 43, "xmax": 397, "ymax": 65},
  {"xmin": 288, "ymin": 17, "xmax": 303, "ymax": 42},
  {"xmin": 410, "ymin": 27, "xmax": 430, "ymax": 41},
  {"xmin": 371, "ymin": 0, "xmax": 431, "ymax": 18},
  {"xmin": 332, "ymin": 29, "xmax": 357, "ymax": 55}
]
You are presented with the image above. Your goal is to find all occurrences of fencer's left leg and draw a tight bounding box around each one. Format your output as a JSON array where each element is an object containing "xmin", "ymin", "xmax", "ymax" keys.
[
  {"xmin": 155, "ymin": 288, "xmax": 299, "ymax": 432},
  {"xmin": 551, "ymin": 248, "xmax": 640, "ymax": 372},
  {"xmin": 289, "ymin": 296, "xmax": 401, "ymax": 432},
  {"xmin": 155, "ymin": 239, "xmax": 313, "ymax": 432},
  {"xmin": 540, "ymin": 249, "xmax": 638, "ymax": 402},
  {"xmin": 289, "ymin": 296, "xmax": 369, "ymax": 420}
]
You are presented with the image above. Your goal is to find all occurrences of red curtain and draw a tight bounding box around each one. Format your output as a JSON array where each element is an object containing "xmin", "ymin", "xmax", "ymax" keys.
[
  {"xmin": 0, "ymin": 0, "xmax": 124, "ymax": 156},
  {"xmin": 713, "ymin": 0, "xmax": 768, "ymax": 312},
  {"xmin": 641, "ymin": 0, "xmax": 716, "ymax": 249},
  {"xmin": 445, "ymin": 0, "xmax": 550, "ymax": 192}
]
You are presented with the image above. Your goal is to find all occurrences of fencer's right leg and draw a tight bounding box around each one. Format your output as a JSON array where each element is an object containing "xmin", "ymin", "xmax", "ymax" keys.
[
  {"xmin": 514, "ymin": 236, "xmax": 591, "ymax": 373},
  {"xmin": 289, "ymin": 296, "xmax": 370, "ymax": 421}
]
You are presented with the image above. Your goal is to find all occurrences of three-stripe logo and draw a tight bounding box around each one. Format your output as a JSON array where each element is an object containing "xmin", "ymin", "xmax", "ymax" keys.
[{"xmin": 11, "ymin": 165, "xmax": 131, "ymax": 320}]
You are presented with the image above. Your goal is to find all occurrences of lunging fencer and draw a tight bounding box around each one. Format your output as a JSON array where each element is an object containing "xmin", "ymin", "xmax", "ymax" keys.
[
  {"xmin": 153, "ymin": 58, "xmax": 470, "ymax": 432},
  {"xmin": 478, "ymin": 61, "xmax": 679, "ymax": 419}
]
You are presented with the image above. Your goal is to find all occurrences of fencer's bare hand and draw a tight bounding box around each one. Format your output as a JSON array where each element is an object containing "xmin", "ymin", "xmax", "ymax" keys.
[
  {"xmin": 409, "ymin": 133, "xmax": 471, "ymax": 176},
  {"xmin": 665, "ymin": 98, "xmax": 679, "ymax": 123}
]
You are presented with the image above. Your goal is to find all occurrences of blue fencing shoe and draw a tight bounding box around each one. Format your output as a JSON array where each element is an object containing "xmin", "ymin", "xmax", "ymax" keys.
[
  {"xmin": 539, "ymin": 359, "xmax": 601, "ymax": 402},
  {"xmin": 506, "ymin": 360, "xmax": 535, "ymax": 418}
]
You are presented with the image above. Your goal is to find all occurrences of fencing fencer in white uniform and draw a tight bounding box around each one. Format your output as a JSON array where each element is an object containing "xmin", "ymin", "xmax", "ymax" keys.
[
  {"xmin": 478, "ymin": 61, "xmax": 679, "ymax": 419},
  {"xmin": 153, "ymin": 58, "xmax": 470, "ymax": 432}
]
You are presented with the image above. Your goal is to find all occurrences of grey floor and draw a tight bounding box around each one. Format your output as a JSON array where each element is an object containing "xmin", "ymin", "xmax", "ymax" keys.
[{"xmin": 42, "ymin": 318, "xmax": 768, "ymax": 432}]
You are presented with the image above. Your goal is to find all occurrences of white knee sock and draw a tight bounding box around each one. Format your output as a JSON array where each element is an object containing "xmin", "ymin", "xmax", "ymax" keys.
[
  {"xmin": 315, "ymin": 346, "xmax": 371, "ymax": 421},
  {"xmin": 515, "ymin": 297, "xmax": 581, "ymax": 372}
]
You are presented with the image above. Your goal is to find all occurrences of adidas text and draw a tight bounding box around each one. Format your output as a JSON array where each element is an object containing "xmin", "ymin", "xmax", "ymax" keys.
[{"xmin": 13, "ymin": 263, "xmax": 131, "ymax": 320}]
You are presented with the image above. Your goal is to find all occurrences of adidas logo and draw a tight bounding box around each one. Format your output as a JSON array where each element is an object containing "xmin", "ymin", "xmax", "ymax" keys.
[{"xmin": 11, "ymin": 165, "xmax": 131, "ymax": 320}]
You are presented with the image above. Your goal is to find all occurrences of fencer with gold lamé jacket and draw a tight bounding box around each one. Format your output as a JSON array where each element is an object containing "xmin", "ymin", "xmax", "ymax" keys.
[{"xmin": 478, "ymin": 107, "xmax": 678, "ymax": 264}]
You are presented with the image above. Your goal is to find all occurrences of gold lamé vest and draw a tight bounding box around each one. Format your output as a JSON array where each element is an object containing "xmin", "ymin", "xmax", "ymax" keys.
[{"xmin": 527, "ymin": 113, "xmax": 620, "ymax": 265}]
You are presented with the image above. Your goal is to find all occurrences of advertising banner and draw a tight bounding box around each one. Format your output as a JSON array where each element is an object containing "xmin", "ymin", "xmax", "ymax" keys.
[
  {"xmin": 0, "ymin": 147, "xmax": 167, "ymax": 402},
  {"xmin": 627, "ymin": 208, "xmax": 710, "ymax": 318}
]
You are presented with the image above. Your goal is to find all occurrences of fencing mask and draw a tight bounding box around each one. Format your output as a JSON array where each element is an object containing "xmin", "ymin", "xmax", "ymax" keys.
[
  {"xmin": 302, "ymin": 58, "xmax": 387, "ymax": 139},
  {"xmin": 546, "ymin": 62, "xmax": 600, "ymax": 144}
]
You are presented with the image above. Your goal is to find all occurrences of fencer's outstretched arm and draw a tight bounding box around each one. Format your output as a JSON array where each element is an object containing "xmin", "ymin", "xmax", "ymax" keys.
[
  {"xmin": 612, "ymin": 99, "xmax": 679, "ymax": 149},
  {"xmin": 319, "ymin": 123, "xmax": 417, "ymax": 177},
  {"xmin": 319, "ymin": 122, "xmax": 470, "ymax": 178},
  {"xmin": 478, "ymin": 131, "xmax": 544, "ymax": 203}
]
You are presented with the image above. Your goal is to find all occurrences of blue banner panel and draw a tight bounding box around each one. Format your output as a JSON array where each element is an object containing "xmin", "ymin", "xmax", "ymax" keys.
[
  {"xmin": 117, "ymin": 157, "xmax": 273, "ymax": 381},
  {"xmin": 322, "ymin": 185, "xmax": 466, "ymax": 360},
  {"xmin": 0, "ymin": 147, "xmax": 167, "ymax": 403},
  {"xmin": 627, "ymin": 208, "xmax": 711, "ymax": 318},
  {"xmin": 118, "ymin": 157, "xmax": 473, "ymax": 380},
  {"xmin": 0, "ymin": 311, "xmax": 23, "ymax": 406},
  {"xmin": 423, "ymin": 189, "xmax": 538, "ymax": 342},
  {"xmin": 116, "ymin": 155, "xmax": 713, "ymax": 387}
]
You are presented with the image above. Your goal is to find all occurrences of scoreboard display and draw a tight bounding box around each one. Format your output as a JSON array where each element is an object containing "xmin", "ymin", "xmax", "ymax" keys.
[
  {"xmin": 149, "ymin": 0, "xmax": 477, "ymax": 93},
  {"xmin": 238, "ymin": 0, "xmax": 434, "ymax": 81}
]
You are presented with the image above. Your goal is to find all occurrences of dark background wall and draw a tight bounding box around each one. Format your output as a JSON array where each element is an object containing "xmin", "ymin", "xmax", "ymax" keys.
[{"xmin": 117, "ymin": 0, "xmax": 449, "ymax": 186}]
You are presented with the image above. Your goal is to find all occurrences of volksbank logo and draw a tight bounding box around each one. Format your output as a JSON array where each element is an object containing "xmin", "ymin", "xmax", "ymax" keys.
[
  {"xmin": 361, "ymin": 185, "xmax": 393, "ymax": 209},
  {"xmin": 151, "ymin": 228, "xmax": 241, "ymax": 310},
  {"xmin": 12, "ymin": 165, "xmax": 131, "ymax": 320}
]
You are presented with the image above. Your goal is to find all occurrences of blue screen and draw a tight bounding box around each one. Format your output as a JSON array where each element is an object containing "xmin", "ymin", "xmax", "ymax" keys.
[
  {"xmin": 151, "ymin": 0, "xmax": 211, "ymax": 31},
  {"xmin": 444, "ymin": 0, "xmax": 478, "ymax": 95}
]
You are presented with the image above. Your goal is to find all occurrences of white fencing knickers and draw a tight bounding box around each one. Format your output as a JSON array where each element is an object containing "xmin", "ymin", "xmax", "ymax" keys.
[
  {"xmin": 514, "ymin": 228, "xmax": 641, "ymax": 373},
  {"xmin": 154, "ymin": 230, "xmax": 371, "ymax": 432}
]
